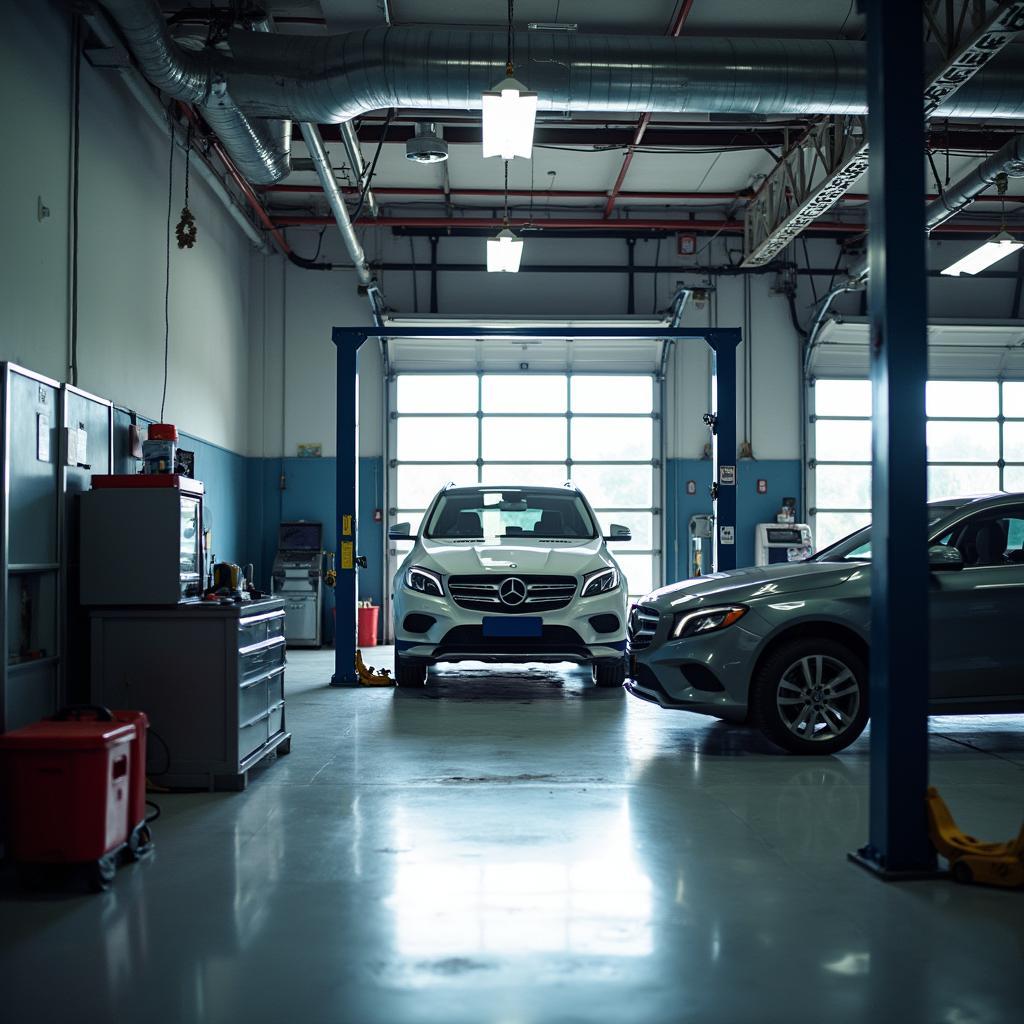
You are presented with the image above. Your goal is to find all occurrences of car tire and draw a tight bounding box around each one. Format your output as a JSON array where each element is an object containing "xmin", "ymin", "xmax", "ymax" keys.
[
  {"xmin": 395, "ymin": 653, "xmax": 428, "ymax": 688},
  {"xmin": 750, "ymin": 637, "xmax": 868, "ymax": 755},
  {"xmin": 593, "ymin": 657, "xmax": 626, "ymax": 688}
]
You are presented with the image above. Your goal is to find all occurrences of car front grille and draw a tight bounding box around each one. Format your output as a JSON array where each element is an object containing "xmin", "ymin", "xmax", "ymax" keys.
[
  {"xmin": 447, "ymin": 574, "xmax": 578, "ymax": 614},
  {"xmin": 627, "ymin": 604, "xmax": 660, "ymax": 651}
]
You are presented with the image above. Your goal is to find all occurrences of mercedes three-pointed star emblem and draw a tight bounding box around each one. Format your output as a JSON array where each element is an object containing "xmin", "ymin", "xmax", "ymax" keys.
[{"xmin": 499, "ymin": 577, "xmax": 527, "ymax": 607}]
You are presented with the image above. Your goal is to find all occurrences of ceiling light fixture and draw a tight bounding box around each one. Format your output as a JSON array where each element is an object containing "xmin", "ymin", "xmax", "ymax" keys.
[
  {"xmin": 487, "ymin": 161, "xmax": 524, "ymax": 272},
  {"xmin": 940, "ymin": 230, "xmax": 1023, "ymax": 276},
  {"xmin": 941, "ymin": 173, "xmax": 1023, "ymax": 276},
  {"xmin": 482, "ymin": 0, "xmax": 537, "ymax": 160}
]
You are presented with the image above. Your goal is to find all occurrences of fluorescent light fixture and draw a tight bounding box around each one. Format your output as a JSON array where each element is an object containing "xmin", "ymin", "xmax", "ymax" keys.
[
  {"xmin": 486, "ymin": 228, "xmax": 524, "ymax": 272},
  {"xmin": 482, "ymin": 76, "xmax": 538, "ymax": 160},
  {"xmin": 940, "ymin": 230, "xmax": 1024, "ymax": 277}
]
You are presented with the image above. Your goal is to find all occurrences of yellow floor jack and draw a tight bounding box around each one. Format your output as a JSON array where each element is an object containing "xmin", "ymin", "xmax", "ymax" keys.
[
  {"xmin": 354, "ymin": 651, "xmax": 394, "ymax": 687},
  {"xmin": 926, "ymin": 786, "xmax": 1024, "ymax": 888}
]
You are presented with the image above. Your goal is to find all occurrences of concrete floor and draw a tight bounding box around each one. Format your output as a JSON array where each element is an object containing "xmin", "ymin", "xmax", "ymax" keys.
[{"xmin": 1, "ymin": 648, "xmax": 1022, "ymax": 1024}]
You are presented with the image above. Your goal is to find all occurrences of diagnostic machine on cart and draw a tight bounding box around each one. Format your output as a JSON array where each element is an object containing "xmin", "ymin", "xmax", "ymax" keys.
[
  {"xmin": 754, "ymin": 523, "xmax": 814, "ymax": 566},
  {"xmin": 272, "ymin": 522, "xmax": 324, "ymax": 647}
]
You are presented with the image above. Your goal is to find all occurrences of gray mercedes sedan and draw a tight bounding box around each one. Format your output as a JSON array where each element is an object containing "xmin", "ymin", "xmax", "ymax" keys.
[{"xmin": 625, "ymin": 493, "xmax": 1024, "ymax": 754}]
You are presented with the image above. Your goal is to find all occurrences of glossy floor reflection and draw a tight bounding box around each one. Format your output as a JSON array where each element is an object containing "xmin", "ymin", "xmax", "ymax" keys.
[{"xmin": 1, "ymin": 649, "xmax": 1022, "ymax": 1024}]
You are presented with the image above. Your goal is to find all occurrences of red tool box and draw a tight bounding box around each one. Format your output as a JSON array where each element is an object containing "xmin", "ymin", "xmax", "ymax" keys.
[{"xmin": 0, "ymin": 706, "xmax": 153, "ymax": 890}]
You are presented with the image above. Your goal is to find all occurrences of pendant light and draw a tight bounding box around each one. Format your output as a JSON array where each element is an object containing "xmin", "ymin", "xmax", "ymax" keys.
[
  {"xmin": 482, "ymin": 0, "xmax": 537, "ymax": 160},
  {"xmin": 487, "ymin": 161, "xmax": 524, "ymax": 272}
]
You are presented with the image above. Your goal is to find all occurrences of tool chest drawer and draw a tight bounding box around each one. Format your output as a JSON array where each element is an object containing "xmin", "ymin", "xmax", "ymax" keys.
[
  {"xmin": 238, "ymin": 609, "xmax": 286, "ymax": 649},
  {"xmin": 239, "ymin": 636, "xmax": 286, "ymax": 682},
  {"xmin": 239, "ymin": 675, "xmax": 269, "ymax": 724},
  {"xmin": 238, "ymin": 712, "xmax": 269, "ymax": 762},
  {"xmin": 268, "ymin": 701, "xmax": 284, "ymax": 740}
]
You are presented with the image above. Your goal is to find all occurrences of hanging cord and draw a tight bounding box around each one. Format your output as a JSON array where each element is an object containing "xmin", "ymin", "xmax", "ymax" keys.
[
  {"xmin": 350, "ymin": 112, "xmax": 392, "ymax": 224},
  {"xmin": 997, "ymin": 172, "xmax": 1009, "ymax": 230},
  {"xmin": 161, "ymin": 122, "xmax": 174, "ymax": 424},
  {"xmin": 176, "ymin": 124, "xmax": 198, "ymax": 249},
  {"xmin": 507, "ymin": 0, "xmax": 515, "ymax": 74},
  {"xmin": 69, "ymin": 12, "xmax": 82, "ymax": 386},
  {"xmin": 504, "ymin": 160, "xmax": 510, "ymax": 224}
]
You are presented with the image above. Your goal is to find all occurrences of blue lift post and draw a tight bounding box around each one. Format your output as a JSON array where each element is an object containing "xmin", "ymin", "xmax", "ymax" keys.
[
  {"xmin": 848, "ymin": 0, "xmax": 937, "ymax": 877},
  {"xmin": 331, "ymin": 328, "xmax": 366, "ymax": 686},
  {"xmin": 331, "ymin": 324, "xmax": 741, "ymax": 686}
]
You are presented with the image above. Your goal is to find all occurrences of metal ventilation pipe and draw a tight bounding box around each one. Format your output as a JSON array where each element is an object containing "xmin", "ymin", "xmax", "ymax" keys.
[
  {"xmin": 212, "ymin": 28, "xmax": 1024, "ymax": 122},
  {"xmin": 100, "ymin": 3, "xmax": 1024, "ymax": 131},
  {"xmin": 299, "ymin": 124, "xmax": 384, "ymax": 320},
  {"xmin": 98, "ymin": 0, "xmax": 291, "ymax": 184}
]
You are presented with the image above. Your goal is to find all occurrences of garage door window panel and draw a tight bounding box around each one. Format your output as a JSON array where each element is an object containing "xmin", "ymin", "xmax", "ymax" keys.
[
  {"xmin": 570, "ymin": 464, "xmax": 653, "ymax": 508},
  {"xmin": 482, "ymin": 374, "xmax": 567, "ymax": 412},
  {"xmin": 926, "ymin": 421, "xmax": 999, "ymax": 463},
  {"xmin": 397, "ymin": 417, "xmax": 478, "ymax": 462},
  {"xmin": 572, "ymin": 417, "xmax": 653, "ymax": 461},
  {"xmin": 482, "ymin": 417, "xmax": 568, "ymax": 461},
  {"xmin": 571, "ymin": 376, "xmax": 653, "ymax": 414},
  {"xmin": 397, "ymin": 464, "xmax": 479, "ymax": 509},
  {"xmin": 396, "ymin": 375, "xmax": 479, "ymax": 413}
]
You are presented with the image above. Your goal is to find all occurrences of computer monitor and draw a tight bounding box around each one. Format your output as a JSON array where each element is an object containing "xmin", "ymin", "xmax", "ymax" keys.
[{"xmin": 279, "ymin": 521, "xmax": 322, "ymax": 551}]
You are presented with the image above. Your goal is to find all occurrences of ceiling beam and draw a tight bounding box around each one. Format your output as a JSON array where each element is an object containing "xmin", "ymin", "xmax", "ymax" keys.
[
  {"xmin": 740, "ymin": 0, "xmax": 1024, "ymax": 268},
  {"xmin": 274, "ymin": 213, "xmax": 1005, "ymax": 237},
  {"xmin": 302, "ymin": 122, "xmax": 1013, "ymax": 152},
  {"xmin": 261, "ymin": 182, "xmax": 1024, "ymax": 205},
  {"xmin": 601, "ymin": 0, "xmax": 697, "ymax": 219}
]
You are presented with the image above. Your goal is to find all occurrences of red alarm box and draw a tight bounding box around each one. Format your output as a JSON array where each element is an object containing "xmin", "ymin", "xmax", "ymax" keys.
[{"xmin": 0, "ymin": 715, "xmax": 134, "ymax": 865}]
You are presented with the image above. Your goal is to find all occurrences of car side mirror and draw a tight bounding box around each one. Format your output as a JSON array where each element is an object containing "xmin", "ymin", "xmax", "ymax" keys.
[
  {"xmin": 388, "ymin": 522, "xmax": 416, "ymax": 541},
  {"xmin": 928, "ymin": 545, "xmax": 963, "ymax": 571},
  {"xmin": 605, "ymin": 524, "xmax": 632, "ymax": 542}
]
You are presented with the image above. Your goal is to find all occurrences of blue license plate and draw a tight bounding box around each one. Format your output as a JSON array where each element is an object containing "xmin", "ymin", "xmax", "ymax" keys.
[{"xmin": 482, "ymin": 616, "xmax": 542, "ymax": 638}]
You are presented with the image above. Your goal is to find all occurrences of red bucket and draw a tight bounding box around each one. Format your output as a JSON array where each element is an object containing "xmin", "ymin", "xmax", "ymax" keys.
[{"xmin": 357, "ymin": 605, "xmax": 380, "ymax": 647}]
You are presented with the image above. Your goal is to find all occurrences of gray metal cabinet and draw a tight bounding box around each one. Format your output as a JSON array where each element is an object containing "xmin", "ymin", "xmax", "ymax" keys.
[
  {"xmin": 90, "ymin": 598, "xmax": 291, "ymax": 790},
  {"xmin": 1, "ymin": 364, "xmax": 62, "ymax": 731},
  {"xmin": 60, "ymin": 385, "xmax": 113, "ymax": 701}
]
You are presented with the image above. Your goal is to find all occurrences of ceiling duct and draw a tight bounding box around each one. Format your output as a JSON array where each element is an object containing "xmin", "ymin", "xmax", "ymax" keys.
[
  {"xmin": 406, "ymin": 123, "xmax": 448, "ymax": 164},
  {"xmin": 97, "ymin": 0, "xmax": 291, "ymax": 184},
  {"xmin": 100, "ymin": 2, "xmax": 1024, "ymax": 141}
]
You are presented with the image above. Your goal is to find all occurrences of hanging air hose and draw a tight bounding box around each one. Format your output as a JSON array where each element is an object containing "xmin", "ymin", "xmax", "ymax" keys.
[{"xmin": 176, "ymin": 124, "xmax": 198, "ymax": 249}]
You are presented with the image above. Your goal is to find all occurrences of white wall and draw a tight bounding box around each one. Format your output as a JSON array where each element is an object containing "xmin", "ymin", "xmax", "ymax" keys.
[
  {"xmin": 1, "ymin": 1, "xmax": 257, "ymax": 454},
  {"xmin": 257, "ymin": 229, "xmax": 808, "ymax": 462},
  {"xmin": 255, "ymin": 207, "xmax": 1022, "ymax": 470}
]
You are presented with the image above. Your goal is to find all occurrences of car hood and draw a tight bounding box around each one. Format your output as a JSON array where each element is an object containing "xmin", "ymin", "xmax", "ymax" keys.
[
  {"xmin": 640, "ymin": 560, "xmax": 861, "ymax": 609},
  {"xmin": 415, "ymin": 537, "xmax": 610, "ymax": 577}
]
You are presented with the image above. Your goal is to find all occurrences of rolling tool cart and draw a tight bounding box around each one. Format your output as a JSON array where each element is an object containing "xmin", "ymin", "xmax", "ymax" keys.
[{"xmin": 0, "ymin": 705, "xmax": 150, "ymax": 891}]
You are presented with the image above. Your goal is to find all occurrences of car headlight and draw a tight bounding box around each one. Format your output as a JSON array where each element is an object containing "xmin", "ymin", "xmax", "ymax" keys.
[
  {"xmin": 671, "ymin": 605, "xmax": 747, "ymax": 639},
  {"xmin": 582, "ymin": 566, "xmax": 620, "ymax": 598},
  {"xmin": 405, "ymin": 566, "xmax": 444, "ymax": 597}
]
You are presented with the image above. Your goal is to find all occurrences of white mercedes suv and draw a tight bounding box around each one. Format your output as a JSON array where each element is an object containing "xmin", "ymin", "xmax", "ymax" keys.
[{"xmin": 390, "ymin": 483, "xmax": 630, "ymax": 688}]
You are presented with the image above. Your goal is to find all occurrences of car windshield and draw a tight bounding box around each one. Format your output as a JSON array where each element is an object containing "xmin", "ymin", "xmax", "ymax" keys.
[
  {"xmin": 424, "ymin": 489, "xmax": 597, "ymax": 541},
  {"xmin": 813, "ymin": 505, "xmax": 962, "ymax": 562}
]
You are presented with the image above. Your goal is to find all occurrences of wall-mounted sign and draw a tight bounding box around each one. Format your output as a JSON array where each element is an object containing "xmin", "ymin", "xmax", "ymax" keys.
[
  {"xmin": 757, "ymin": 478, "xmax": 768, "ymax": 495},
  {"xmin": 720, "ymin": 465, "xmax": 736, "ymax": 485},
  {"xmin": 677, "ymin": 233, "xmax": 698, "ymax": 256},
  {"xmin": 685, "ymin": 479, "xmax": 697, "ymax": 496},
  {"xmin": 720, "ymin": 525, "xmax": 735, "ymax": 544}
]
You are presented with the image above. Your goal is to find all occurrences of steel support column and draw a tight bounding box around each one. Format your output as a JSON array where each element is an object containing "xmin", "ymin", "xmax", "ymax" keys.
[
  {"xmin": 332, "ymin": 329, "xmax": 367, "ymax": 686},
  {"xmin": 707, "ymin": 330, "xmax": 740, "ymax": 572},
  {"xmin": 849, "ymin": 0, "xmax": 937, "ymax": 879}
]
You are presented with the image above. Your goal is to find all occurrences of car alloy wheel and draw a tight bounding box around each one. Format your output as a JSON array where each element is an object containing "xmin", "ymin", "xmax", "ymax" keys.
[{"xmin": 775, "ymin": 654, "xmax": 861, "ymax": 743}]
